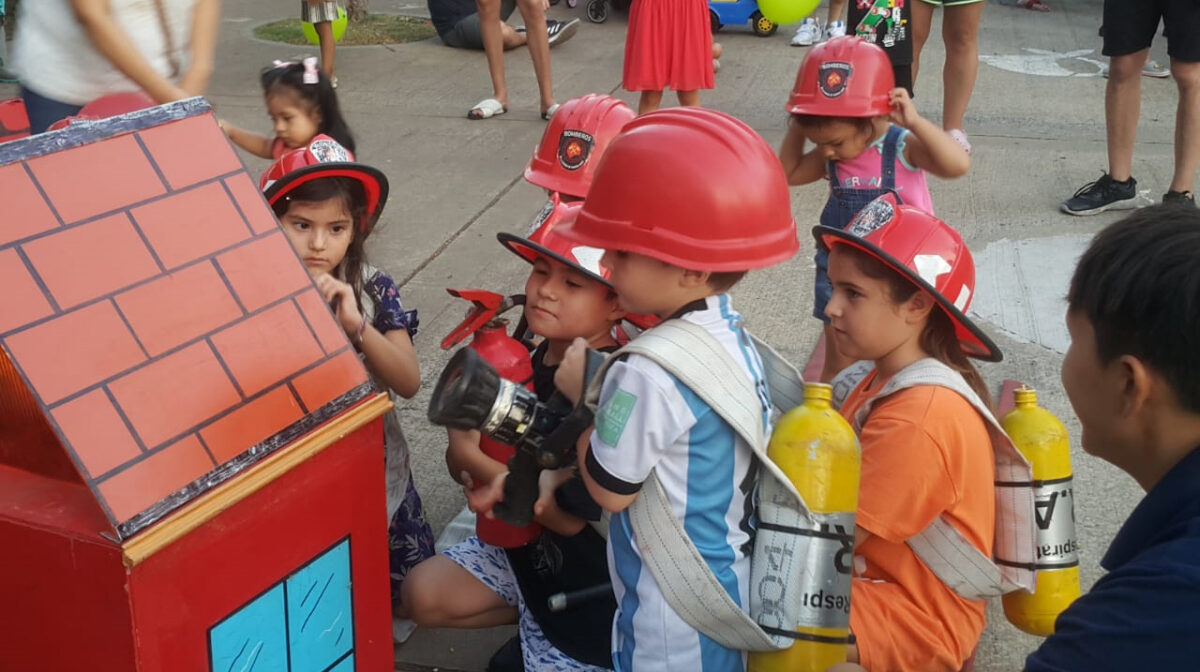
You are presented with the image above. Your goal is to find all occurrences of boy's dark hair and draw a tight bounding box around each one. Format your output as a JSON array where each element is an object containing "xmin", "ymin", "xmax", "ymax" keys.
[
  {"xmin": 261, "ymin": 62, "xmax": 356, "ymax": 154},
  {"xmin": 1068, "ymin": 205, "xmax": 1200, "ymax": 413},
  {"xmin": 839, "ymin": 245, "xmax": 994, "ymax": 410},
  {"xmin": 707, "ymin": 271, "xmax": 747, "ymax": 293},
  {"xmin": 272, "ymin": 176, "xmax": 370, "ymax": 309},
  {"xmin": 791, "ymin": 113, "xmax": 875, "ymax": 137}
]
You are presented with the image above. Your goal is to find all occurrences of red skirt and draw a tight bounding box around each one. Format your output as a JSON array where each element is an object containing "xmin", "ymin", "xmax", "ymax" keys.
[{"xmin": 623, "ymin": 0, "xmax": 714, "ymax": 93}]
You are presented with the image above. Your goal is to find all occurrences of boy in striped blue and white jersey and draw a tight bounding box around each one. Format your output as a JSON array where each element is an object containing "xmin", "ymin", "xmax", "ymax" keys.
[{"xmin": 552, "ymin": 107, "xmax": 800, "ymax": 672}]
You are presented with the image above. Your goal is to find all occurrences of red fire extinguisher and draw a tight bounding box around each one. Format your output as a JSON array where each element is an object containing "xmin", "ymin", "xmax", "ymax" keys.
[{"xmin": 442, "ymin": 288, "xmax": 543, "ymax": 548}]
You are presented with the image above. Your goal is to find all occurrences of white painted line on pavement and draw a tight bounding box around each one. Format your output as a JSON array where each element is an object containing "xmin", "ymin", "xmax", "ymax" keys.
[{"xmin": 970, "ymin": 234, "xmax": 1094, "ymax": 355}]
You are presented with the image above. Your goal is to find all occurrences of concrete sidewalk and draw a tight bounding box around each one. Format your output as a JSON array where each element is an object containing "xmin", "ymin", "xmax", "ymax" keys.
[{"xmin": 1, "ymin": 0, "xmax": 1177, "ymax": 668}]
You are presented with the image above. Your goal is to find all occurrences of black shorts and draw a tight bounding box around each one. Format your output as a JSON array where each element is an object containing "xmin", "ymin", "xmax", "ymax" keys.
[
  {"xmin": 1102, "ymin": 0, "xmax": 1200, "ymax": 62},
  {"xmin": 439, "ymin": 0, "xmax": 517, "ymax": 49}
]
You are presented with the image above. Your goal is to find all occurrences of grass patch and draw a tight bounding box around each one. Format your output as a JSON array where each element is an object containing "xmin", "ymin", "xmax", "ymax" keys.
[{"xmin": 255, "ymin": 14, "xmax": 437, "ymax": 46}]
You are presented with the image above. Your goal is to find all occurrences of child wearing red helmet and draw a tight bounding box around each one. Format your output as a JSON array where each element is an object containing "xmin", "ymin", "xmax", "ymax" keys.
[
  {"xmin": 780, "ymin": 36, "xmax": 969, "ymax": 384},
  {"xmin": 261, "ymin": 139, "xmax": 435, "ymax": 642},
  {"xmin": 815, "ymin": 193, "xmax": 1032, "ymax": 671},
  {"xmin": 220, "ymin": 58, "xmax": 355, "ymax": 161},
  {"xmin": 548, "ymin": 107, "xmax": 800, "ymax": 672},
  {"xmin": 525, "ymin": 93, "xmax": 636, "ymax": 202},
  {"xmin": 405, "ymin": 199, "xmax": 628, "ymax": 672}
]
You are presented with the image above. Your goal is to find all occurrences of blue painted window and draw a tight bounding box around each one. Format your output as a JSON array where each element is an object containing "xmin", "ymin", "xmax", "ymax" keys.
[{"xmin": 209, "ymin": 539, "xmax": 354, "ymax": 672}]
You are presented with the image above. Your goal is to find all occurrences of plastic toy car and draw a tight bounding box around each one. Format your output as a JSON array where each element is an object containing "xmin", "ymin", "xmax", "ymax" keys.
[{"xmin": 710, "ymin": 0, "xmax": 777, "ymax": 36}]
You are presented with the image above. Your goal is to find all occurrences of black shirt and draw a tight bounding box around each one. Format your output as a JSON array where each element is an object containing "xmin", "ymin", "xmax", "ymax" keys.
[
  {"xmin": 427, "ymin": 0, "xmax": 478, "ymax": 36},
  {"xmin": 506, "ymin": 341, "xmax": 616, "ymax": 668},
  {"xmin": 1024, "ymin": 448, "xmax": 1200, "ymax": 671}
]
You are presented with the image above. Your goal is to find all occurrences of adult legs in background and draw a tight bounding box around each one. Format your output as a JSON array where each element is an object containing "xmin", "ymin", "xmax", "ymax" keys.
[
  {"xmin": 940, "ymin": 1, "xmax": 985, "ymax": 131},
  {"xmin": 909, "ymin": 0, "xmax": 935, "ymax": 83},
  {"xmin": 1106, "ymin": 50, "xmax": 1146, "ymax": 182},
  {"xmin": 475, "ymin": 0, "xmax": 511, "ymax": 113},
  {"xmin": 1170, "ymin": 59, "xmax": 1200, "ymax": 194},
  {"xmin": 638, "ymin": 90, "xmax": 664, "ymax": 114},
  {"xmin": 515, "ymin": 0, "xmax": 556, "ymax": 115}
]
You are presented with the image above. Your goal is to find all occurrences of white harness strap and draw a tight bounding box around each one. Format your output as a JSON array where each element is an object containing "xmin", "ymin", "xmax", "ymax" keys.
[
  {"xmin": 585, "ymin": 319, "xmax": 806, "ymax": 651},
  {"xmin": 836, "ymin": 358, "xmax": 1038, "ymax": 599}
]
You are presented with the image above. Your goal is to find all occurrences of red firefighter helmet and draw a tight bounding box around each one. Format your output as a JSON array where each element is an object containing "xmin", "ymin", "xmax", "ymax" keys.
[
  {"xmin": 814, "ymin": 193, "xmax": 1002, "ymax": 362},
  {"xmin": 499, "ymin": 196, "xmax": 607, "ymax": 285},
  {"xmin": 499, "ymin": 195, "xmax": 659, "ymax": 330},
  {"xmin": 524, "ymin": 94, "xmax": 635, "ymax": 199},
  {"xmin": 259, "ymin": 135, "xmax": 387, "ymax": 232},
  {"xmin": 787, "ymin": 36, "xmax": 894, "ymax": 118},
  {"xmin": 557, "ymin": 107, "xmax": 798, "ymax": 272},
  {"xmin": 47, "ymin": 92, "xmax": 157, "ymax": 131}
]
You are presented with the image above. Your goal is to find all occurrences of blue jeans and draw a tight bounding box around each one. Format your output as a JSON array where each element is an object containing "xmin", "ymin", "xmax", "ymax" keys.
[{"xmin": 21, "ymin": 86, "xmax": 84, "ymax": 134}]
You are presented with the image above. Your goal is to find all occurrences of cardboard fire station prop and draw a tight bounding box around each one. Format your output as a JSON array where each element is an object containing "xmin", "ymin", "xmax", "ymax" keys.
[{"xmin": 0, "ymin": 99, "xmax": 394, "ymax": 671}]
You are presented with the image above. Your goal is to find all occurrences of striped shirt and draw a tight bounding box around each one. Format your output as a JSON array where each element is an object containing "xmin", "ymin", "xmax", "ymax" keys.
[{"xmin": 586, "ymin": 294, "xmax": 770, "ymax": 672}]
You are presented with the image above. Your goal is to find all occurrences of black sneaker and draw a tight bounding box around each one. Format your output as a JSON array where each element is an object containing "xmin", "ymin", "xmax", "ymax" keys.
[
  {"xmin": 1162, "ymin": 190, "xmax": 1196, "ymax": 207},
  {"xmin": 1061, "ymin": 173, "xmax": 1139, "ymax": 216},
  {"xmin": 485, "ymin": 635, "xmax": 525, "ymax": 672},
  {"xmin": 547, "ymin": 18, "xmax": 580, "ymax": 47}
]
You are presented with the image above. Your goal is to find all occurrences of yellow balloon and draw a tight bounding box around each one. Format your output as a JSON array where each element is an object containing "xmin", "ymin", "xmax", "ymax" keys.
[
  {"xmin": 302, "ymin": 6, "xmax": 349, "ymax": 44},
  {"xmin": 757, "ymin": 0, "xmax": 820, "ymax": 25}
]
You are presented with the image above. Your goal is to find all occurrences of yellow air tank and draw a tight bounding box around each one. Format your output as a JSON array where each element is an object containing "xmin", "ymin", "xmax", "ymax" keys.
[
  {"xmin": 1001, "ymin": 386, "xmax": 1081, "ymax": 636},
  {"xmin": 749, "ymin": 383, "xmax": 860, "ymax": 672}
]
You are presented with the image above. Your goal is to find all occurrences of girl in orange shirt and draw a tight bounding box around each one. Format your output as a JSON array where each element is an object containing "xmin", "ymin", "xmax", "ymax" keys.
[{"xmin": 815, "ymin": 193, "xmax": 1001, "ymax": 672}]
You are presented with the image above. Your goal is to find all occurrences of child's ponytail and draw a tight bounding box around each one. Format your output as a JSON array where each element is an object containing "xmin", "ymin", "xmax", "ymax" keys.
[
  {"xmin": 260, "ymin": 59, "xmax": 357, "ymax": 154},
  {"xmin": 919, "ymin": 309, "xmax": 994, "ymax": 412},
  {"xmin": 842, "ymin": 245, "xmax": 994, "ymax": 410}
]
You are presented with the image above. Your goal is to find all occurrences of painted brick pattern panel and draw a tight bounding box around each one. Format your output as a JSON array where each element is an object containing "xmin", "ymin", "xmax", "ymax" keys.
[
  {"xmin": 96, "ymin": 434, "xmax": 215, "ymax": 523},
  {"xmin": 0, "ymin": 163, "xmax": 59, "ymax": 246},
  {"xmin": 216, "ymin": 231, "xmax": 311, "ymax": 312},
  {"xmin": 22, "ymin": 212, "xmax": 161, "ymax": 309},
  {"xmin": 0, "ymin": 248, "xmax": 54, "ymax": 335},
  {"xmin": 50, "ymin": 389, "xmax": 143, "ymax": 478},
  {"xmin": 137, "ymin": 115, "xmax": 242, "ymax": 190},
  {"xmin": 224, "ymin": 173, "xmax": 279, "ymax": 234},
  {"xmin": 0, "ymin": 105, "xmax": 374, "ymax": 535},
  {"xmin": 210, "ymin": 302, "xmax": 324, "ymax": 397},
  {"xmin": 199, "ymin": 385, "xmax": 305, "ymax": 463},
  {"xmin": 4, "ymin": 301, "xmax": 146, "ymax": 404},
  {"xmin": 26, "ymin": 134, "xmax": 165, "ymax": 224},
  {"xmin": 291, "ymin": 349, "xmax": 368, "ymax": 412},
  {"xmin": 108, "ymin": 341, "xmax": 242, "ymax": 449},
  {"xmin": 114, "ymin": 262, "xmax": 243, "ymax": 356},
  {"xmin": 131, "ymin": 182, "xmax": 250, "ymax": 269},
  {"xmin": 295, "ymin": 290, "xmax": 349, "ymax": 355}
]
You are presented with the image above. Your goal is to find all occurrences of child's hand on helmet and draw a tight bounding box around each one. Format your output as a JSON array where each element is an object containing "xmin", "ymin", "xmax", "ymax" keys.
[
  {"xmin": 553, "ymin": 337, "xmax": 590, "ymax": 405},
  {"xmin": 314, "ymin": 273, "xmax": 364, "ymax": 336},
  {"xmin": 888, "ymin": 87, "xmax": 921, "ymax": 129}
]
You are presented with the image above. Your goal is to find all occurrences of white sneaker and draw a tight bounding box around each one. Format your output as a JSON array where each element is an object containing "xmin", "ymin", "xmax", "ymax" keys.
[
  {"xmin": 791, "ymin": 18, "xmax": 821, "ymax": 46},
  {"xmin": 824, "ymin": 20, "xmax": 846, "ymax": 41}
]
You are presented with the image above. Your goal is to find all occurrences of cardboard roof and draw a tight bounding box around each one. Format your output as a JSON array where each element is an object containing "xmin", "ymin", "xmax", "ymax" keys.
[{"xmin": 0, "ymin": 99, "xmax": 372, "ymax": 540}]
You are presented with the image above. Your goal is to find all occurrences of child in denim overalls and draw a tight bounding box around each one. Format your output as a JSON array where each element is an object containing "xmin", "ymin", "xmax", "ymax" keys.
[{"xmin": 779, "ymin": 36, "xmax": 970, "ymax": 382}]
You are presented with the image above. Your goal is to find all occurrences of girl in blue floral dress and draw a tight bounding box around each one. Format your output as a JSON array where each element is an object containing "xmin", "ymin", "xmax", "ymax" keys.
[{"xmin": 263, "ymin": 137, "xmax": 435, "ymax": 642}]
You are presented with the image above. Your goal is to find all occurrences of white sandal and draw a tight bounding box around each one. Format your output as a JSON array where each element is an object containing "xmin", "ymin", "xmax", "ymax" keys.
[{"xmin": 468, "ymin": 98, "xmax": 507, "ymax": 120}]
